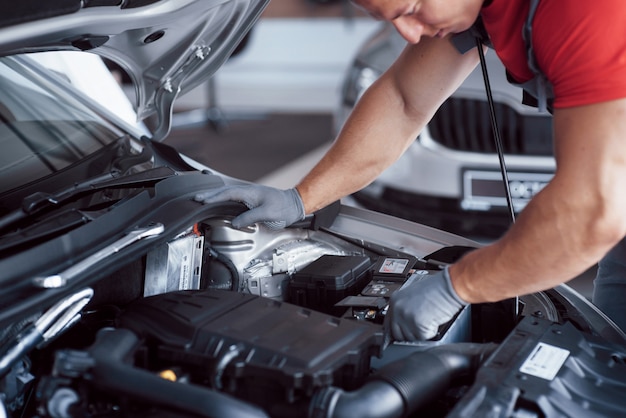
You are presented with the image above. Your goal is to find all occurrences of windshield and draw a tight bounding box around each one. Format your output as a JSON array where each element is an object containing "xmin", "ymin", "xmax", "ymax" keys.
[{"xmin": 0, "ymin": 56, "xmax": 124, "ymax": 195}]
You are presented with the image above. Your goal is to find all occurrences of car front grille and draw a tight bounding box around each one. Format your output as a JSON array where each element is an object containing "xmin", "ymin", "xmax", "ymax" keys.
[{"xmin": 428, "ymin": 98, "xmax": 553, "ymax": 156}]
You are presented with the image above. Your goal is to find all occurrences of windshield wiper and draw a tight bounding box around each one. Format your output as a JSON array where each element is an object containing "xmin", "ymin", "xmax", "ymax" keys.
[
  {"xmin": 32, "ymin": 223, "xmax": 165, "ymax": 289},
  {"xmin": 0, "ymin": 166, "xmax": 177, "ymax": 233}
]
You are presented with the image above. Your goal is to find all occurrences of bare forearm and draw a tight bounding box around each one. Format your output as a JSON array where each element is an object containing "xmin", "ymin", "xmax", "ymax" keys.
[
  {"xmin": 450, "ymin": 100, "xmax": 626, "ymax": 303},
  {"xmin": 450, "ymin": 184, "xmax": 614, "ymax": 302},
  {"xmin": 297, "ymin": 81, "xmax": 428, "ymax": 213}
]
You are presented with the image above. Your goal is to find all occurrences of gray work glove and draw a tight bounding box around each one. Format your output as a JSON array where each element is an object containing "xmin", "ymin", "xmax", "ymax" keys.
[
  {"xmin": 194, "ymin": 185, "xmax": 306, "ymax": 230},
  {"xmin": 384, "ymin": 266, "xmax": 468, "ymax": 341}
]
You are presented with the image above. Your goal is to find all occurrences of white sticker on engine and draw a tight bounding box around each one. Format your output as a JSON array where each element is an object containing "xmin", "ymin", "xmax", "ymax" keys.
[
  {"xmin": 379, "ymin": 258, "xmax": 408, "ymax": 274},
  {"xmin": 179, "ymin": 254, "xmax": 191, "ymax": 290},
  {"xmin": 519, "ymin": 342, "xmax": 569, "ymax": 380}
]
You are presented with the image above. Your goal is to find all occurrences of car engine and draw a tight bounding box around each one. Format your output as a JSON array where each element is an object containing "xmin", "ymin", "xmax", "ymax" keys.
[{"xmin": 2, "ymin": 217, "xmax": 626, "ymax": 418}]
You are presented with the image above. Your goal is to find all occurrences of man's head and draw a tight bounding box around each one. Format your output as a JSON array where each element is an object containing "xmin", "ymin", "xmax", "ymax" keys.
[{"xmin": 352, "ymin": 0, "xmax": 484, "ymax": 43}]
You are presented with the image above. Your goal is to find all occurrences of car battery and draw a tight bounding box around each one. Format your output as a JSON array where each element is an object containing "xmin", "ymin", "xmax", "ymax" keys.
[
  {"xmin": 334, "ymin": 255, "xmax": 418, "ymax": 322},
  {"xmin": 288, "ymin": 254, "xmax": 373, "ymax": 315}
]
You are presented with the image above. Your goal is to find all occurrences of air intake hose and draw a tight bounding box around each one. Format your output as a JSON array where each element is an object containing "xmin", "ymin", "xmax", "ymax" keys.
[{"xmin": 309, "ymin": 343, "xmax": 498, "ymax": 418}]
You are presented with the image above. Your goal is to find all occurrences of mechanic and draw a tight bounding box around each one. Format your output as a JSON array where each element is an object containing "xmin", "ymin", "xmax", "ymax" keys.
[{"xmin": 196, "ymin": 0, "xmax": 626, "ymax": 340}]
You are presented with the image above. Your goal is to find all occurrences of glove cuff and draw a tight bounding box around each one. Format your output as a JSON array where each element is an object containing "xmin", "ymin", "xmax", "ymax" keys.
[
  {"xmin": 289, "ymin": 187, "xmax": 306, "ymax": 221},
  {"xmin": 442, "ymin": 266, "xmax": 469, "ymax": 307}
]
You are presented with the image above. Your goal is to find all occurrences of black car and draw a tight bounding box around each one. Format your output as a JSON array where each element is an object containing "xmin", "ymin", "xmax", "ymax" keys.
[{"xmin": 0, "ymin": 2, "xmax": 625, "ymax": 418}]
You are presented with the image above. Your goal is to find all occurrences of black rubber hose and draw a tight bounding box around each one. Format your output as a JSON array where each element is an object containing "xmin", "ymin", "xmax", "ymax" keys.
[
  {"xmin": 310, "ymin": 343, "xmax": 498, "ymax": 418},
  {"xmin": 207, "ymin": 247, "xmax": 240, "ymax": 291},
  {"xmin": 309, "ymin": 380, "xmax": 405, "ymax": 418},
  {"xmin": 86, "ymin": 328, "xmax": 269, "ymax": 418}
]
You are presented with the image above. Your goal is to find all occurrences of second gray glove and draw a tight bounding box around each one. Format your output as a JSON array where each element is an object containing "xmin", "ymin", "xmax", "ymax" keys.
[
  {"xmin": 195, "ymin": 185, "xmax": 306, "ymax": 230},
  {"xmin": 384, "ymin": 266, "xmax": 468, "ymax": 341}
]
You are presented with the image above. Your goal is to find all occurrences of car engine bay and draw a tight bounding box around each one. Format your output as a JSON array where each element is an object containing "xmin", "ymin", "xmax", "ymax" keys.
[{"xmin": 2, "ymin": 216, "xmax": 626, "ymax": 418}]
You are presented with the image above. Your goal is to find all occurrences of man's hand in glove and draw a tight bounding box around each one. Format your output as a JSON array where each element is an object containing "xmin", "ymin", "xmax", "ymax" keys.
[
  {"xmin": 384, "ymin": 266, "xmax": 468, "ymax": 341},
  {"xmin": 194, "ymin": 185, "xmax": 306, "ymax": 230}
]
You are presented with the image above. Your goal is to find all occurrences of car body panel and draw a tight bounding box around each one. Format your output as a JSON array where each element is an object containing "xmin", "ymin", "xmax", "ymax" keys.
[{"xmin": 0, "ymin": 0, "xmax": 268, "ymax": 140}]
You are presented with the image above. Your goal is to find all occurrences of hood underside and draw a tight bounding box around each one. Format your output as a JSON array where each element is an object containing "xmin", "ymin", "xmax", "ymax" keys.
[{"xmin": 0, "ymin": 0, "xmax": 268, "ymax": 140}]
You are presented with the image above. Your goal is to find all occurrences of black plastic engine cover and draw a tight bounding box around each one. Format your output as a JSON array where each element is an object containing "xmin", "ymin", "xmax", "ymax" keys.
[
  {"xmin": 117, "ymin": 289, "xmax": 383, "ymax": 403},
  {"xmin": 449, "ymin": 316, "xmax": 626, "ymax": 417}
]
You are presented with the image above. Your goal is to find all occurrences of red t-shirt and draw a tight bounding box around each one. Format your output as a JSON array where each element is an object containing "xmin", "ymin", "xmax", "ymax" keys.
[{"xmin": 481, "ymin": 0, "xmax": 626, "ymax": 109}]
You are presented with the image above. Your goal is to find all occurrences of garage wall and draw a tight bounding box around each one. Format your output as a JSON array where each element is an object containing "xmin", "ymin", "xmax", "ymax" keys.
[{"xmin": 174, "ymin": 1, "xmax": 380, "ymax": 113}]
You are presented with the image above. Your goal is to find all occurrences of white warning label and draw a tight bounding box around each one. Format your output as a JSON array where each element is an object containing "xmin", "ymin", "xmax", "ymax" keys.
[
  {"xmin": 519, "ymin": 342, "xmax": 569, "ymax": 380},
  {"xmin": 379, "ymin": 258, "xmax": 409, "ymax": 274}
]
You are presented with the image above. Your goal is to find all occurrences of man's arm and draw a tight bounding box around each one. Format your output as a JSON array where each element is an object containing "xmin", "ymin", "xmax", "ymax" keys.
[
  {"xmin": 296, "ymin": 35, "xmax": 481, "ymax": 214},
  {"xmin": 450, "ymin": 98, "xmax": 626, "ymax": 303},
  {"xmin": 195, "ymin": 35, "xmax": 481, "ymax": 230}
]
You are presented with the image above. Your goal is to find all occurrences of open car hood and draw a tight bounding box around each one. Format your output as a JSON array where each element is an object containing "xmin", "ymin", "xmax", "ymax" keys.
[{"xmin": 0, "ymin": 0, "xmax": 268, "ymax": 140}]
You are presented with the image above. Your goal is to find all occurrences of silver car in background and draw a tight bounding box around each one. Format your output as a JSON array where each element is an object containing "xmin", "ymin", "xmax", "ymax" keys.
[{"xmin": 336, "ymin": 24, "xmax": 555, "ymax": 239}]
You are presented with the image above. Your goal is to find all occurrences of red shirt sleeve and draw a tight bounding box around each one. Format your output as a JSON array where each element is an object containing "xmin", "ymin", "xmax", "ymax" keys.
[{"xmin": 483, "ymin": 0, "xmax": 626, "ymax": 109}]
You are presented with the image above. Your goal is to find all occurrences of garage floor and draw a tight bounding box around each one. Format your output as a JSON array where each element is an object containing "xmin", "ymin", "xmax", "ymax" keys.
[
  {"xmin": 163, "ymin": 1, "xmax": 596, "ymax": 300},
  {"xmin": 164, "ymin": 112, "xmax": 333, "ymax": 183}
]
